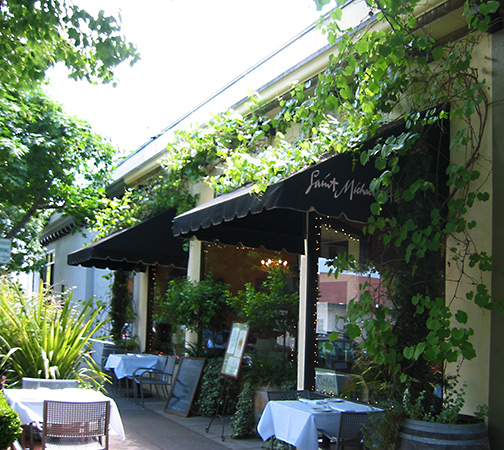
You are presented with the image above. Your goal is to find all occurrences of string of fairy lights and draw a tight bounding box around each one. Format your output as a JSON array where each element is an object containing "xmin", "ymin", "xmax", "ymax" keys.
[{"xmin": 147, "ymin": 264, "xmax": 157, "ymax": 353}]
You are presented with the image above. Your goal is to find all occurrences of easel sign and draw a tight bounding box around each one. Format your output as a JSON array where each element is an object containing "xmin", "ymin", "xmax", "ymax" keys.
[{"xmin": 220, "ymin": 322, "xmax": 249, "ymax": 379}]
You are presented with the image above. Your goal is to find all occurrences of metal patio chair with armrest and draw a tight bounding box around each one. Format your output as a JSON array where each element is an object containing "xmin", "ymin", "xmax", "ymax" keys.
[
  {"xmin": 132, "ymin": 355, "xmax": 177, "ymax": 409},
  {"xmin": 319, "ymin": 410, "xmax": 378, "ymax": 450},
  {"xmin": 41, "ymin": 400, "xmax": 110, "ymax": 450}
]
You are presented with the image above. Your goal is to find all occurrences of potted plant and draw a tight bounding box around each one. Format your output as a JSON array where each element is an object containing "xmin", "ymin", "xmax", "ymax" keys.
[
  {"xmin": 229, "ymin": 262, "xmax": 298, "ymax": 362},
  {"xmin": 109, "ymin": 269, "xmax": 138, "ymax": 351},
  {"xmin": 155, "ymin": 275, "xmax": 230, "ymax": 348}
]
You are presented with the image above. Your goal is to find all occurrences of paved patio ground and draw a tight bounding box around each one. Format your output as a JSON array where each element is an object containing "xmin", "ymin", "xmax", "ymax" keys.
[{"xmin": 108, "ymin": 391, "xmax": 266, "ymax": 450}]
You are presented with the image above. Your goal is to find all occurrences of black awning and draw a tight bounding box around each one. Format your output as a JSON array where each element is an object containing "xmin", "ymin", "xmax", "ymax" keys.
[
  {"xmin": 67, "ymin": 209, "xmax": 188, "ymax": 271},
  {"xmin": 173, "ymin": 152, "xmax": 378, "ymax": 253}
]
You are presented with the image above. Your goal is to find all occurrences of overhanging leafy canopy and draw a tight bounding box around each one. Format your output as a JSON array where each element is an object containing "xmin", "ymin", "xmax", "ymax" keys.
[
  {"xmin": 0, "ymin": 0, "xmax": 139, "ymax": 92},
  {"xmin": 0, "ymin": 89, "xmax": 116, "ymax": 270}
]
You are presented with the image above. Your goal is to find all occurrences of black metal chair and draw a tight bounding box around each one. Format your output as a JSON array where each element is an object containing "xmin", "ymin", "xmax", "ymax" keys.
[
  {"xmin": 320, "ymin": 410, "xmax": 376, "ymax": 450},
  {"xmin": 266, "ymin": 390, "xmax": 300, "ymax": 401},
  {"xmin": 132, "ymin": 355, "xmax": 177, "ymax": 408},
  {"xmin": 41, "ymin": 400, "xmax": 110, "ymax": 449}
]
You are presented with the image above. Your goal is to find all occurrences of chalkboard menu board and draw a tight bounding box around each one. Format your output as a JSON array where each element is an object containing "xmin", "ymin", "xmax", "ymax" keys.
[
  {"xmin": 164, "ymin": 357, "xmax": 205, "ymax": 417},
  {"xmin": 221, "ymin": 322, "xmax": 249, "ymax": 378}
]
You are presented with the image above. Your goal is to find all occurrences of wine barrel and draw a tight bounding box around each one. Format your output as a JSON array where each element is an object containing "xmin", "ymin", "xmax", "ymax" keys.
[{"xmin": 398, "ymin": 418, "xmax": 490, "ymax": 449}]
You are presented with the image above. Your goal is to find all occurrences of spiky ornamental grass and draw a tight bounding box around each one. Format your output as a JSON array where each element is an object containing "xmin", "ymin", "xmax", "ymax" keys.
[{"xmin": 0, "ymin": 276, "xmax": 110, "ymax": 389}]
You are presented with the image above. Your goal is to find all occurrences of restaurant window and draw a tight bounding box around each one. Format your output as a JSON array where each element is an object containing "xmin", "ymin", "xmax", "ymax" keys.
[
  {"xmin": 40, "ymin": 251, "xmax": 55, "ymax": 290},
  {"xmin": 315, "ymin": 220, "xmax": 381, "ymax": 399}
]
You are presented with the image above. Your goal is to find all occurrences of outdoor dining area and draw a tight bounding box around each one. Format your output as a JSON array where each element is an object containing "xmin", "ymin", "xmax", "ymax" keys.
[
  {"xmin": 3, "ymin": 350, "xmax": 382, "ymax": 450},
  {"xmin": 3, "ymin": 350, "xmax": 179, "ymax": 450}
]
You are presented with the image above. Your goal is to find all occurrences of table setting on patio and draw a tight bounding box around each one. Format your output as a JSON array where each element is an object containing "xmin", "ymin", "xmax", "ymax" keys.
[
  {"xmin": 3, "ymin": 387, "xmax": 126, "ymax": 440},
  {"xmin": 104, "ymin": 353, "xmax": 159, "ymax": 380},
  {"xmin": 257, "ymin": 397, "xmax": 381, "ymax": 450}
]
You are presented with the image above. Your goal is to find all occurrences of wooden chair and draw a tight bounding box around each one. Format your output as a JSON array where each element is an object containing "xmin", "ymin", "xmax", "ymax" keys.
[
  {"xmin": 22, "ymin": 378, "xmax": 78, "ymax": 389},
  {"xmin": 320, "ymin": 411, "xmax": 375, "ymax": 450},
  {"xmin": 132, "ymin": 355, "xmax": 177, "ymax": 408},
  {"xmin": 41, "ymin": 400, "xmax": 110, "ymax": 449}
]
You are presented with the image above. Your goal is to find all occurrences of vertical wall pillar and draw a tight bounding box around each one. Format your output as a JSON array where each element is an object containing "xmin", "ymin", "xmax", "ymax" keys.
[
  {"xmin": 297, "ymin": 254, "xmax": 308, "ymax": 389},
  {"xmin": 185, "ymin": 239, "xmax": 203, "ymax": 350},
  {"xmin": 134, "ymin": 271, "xmax": 149, "ymax": 352}
]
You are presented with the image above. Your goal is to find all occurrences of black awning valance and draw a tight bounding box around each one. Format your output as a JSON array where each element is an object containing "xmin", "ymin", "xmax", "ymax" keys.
[
  {"xmin": 67, "ymin": 209, "xmax": 188, "ymax": 271},
  {"xmin": 173, "ymin": 152, "xmax": 378, "ymax": 253}
]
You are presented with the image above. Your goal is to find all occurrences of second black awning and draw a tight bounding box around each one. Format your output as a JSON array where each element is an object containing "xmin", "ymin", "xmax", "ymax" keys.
[
  {"xmin": 68, "ymin": 209, "xmax": 188, "ymax": 271},
  {"xmin": 173, "ymin": 152, "xmax": 378, "ymax": 253}
]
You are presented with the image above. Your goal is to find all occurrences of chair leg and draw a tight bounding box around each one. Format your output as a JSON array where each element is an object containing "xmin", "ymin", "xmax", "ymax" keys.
[{"xmin": 140, "ymin": 383, "xmax": 145, "ymax": 409}]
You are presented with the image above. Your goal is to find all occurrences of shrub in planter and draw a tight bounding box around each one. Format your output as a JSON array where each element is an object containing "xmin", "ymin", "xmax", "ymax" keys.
[
  {"xmin": 156, "ymin": 275, "xmax": 230, "ymax": 343},
  {"xmin": 0, "ymin": 392, "xmax": 22, "ymax": 450},
  {"xmin": 192, "ymin": 358, "xmax": 240, "ymax": 417},
  {"xmin": 230, "ymin": 381, "xmax": 256, "ymax": 438}
]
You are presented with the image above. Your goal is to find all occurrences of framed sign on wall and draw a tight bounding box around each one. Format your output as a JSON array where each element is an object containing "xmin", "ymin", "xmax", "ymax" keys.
[{"xmin": 220, "ymin": 322, "xmax": 250, "ymax": 379}]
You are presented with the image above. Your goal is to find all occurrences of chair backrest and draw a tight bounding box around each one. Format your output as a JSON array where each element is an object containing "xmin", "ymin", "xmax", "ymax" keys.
[
  {"xmin": 154, "ymin": 354, "xmax": 168, "ymax": 371},
  {"xmin": 163, "ymin": 355, "xmax": 177, "ymax": 375},
  {"xmin": 337, "ymin": 411, "xmax": 373, "ymax": 444},
  {"xmin": 42, "ymin": 400, "xmax": 110, "ymax": 449},
  {"xmin": 267, "ymin": 390, "xmax": 300, "ymax": 401},
  {"xmin": 297, "ymin": 390, "xmax": 330, "ymax": 400},
  {"xmin": 22, "ymin": 378, "xmax": 78, "ymax": 389},
  {"xmin": 100, "ymin": 345, "xmax": 127, "ymax": 371}
]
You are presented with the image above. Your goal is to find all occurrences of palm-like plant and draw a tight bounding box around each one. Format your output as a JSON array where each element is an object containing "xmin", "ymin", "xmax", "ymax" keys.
[{"xmin": 0, "ymin": 275, "xmax": 109, "ymax": 389}]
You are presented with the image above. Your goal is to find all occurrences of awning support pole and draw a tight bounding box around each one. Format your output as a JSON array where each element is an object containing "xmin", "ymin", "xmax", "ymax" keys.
[{"xmin": 303, "ymin": 212, "xmax": 318, "ymax": 390}]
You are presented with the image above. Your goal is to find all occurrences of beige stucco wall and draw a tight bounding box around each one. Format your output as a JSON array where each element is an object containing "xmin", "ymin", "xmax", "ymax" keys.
[
  {"xmin": 445, "ymin": 33, "xmax": 493, "ymax": 416},
  {"xmin": 488, "ymin": 26, "xmax": 504, "ymax": 447}
]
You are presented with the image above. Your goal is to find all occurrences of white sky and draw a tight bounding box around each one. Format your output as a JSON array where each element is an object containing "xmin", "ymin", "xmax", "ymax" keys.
[{"xmin": 46, "ymin": 0, "xmax": 330, "ymax": 154}]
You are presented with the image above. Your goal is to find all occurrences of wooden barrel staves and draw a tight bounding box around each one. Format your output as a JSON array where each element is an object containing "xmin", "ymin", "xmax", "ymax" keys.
[{"xmin": 398, "ymin": 418, "xmax": 490, "ymax": 449}]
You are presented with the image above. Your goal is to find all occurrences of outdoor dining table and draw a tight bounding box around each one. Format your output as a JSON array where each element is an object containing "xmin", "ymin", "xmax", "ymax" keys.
[
  {"xmin": 257, "ymin": 398, "xmax": 379, "ymax": 450},
  {"xmin": 104, "ymin": 353, "xmax": 159, "ymax": 379},
  {"xmin": 4, "ymin": 387, "xmax": 126, "ymax": 439}
]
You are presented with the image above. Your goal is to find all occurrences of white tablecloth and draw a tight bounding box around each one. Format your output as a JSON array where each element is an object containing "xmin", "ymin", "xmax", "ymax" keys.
[
  {"xmin": 104, "ymin": 353, "xmax": 159, "ymax": 379},
  {"xmin": 4, "ymin": 388, "xmax": 125, "ymax": 439},
  {"xmin": 257, "ymin": 399, "xmax": 378, "ymax": 450}
]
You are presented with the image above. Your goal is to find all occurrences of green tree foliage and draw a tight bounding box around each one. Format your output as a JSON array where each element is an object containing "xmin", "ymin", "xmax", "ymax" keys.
[
  {"xmin": 109, "ymin": 269, "xmax": 135, "ymax": 346},
  {"xmin": 0, "ymin": 0, "xmax": 139, "ymax": 92},
  {"xmin": 0, "ymin": 275, "xmax": 109, "ymax": 389},
  {"xmin": 155, "ymin": 275, "xmax": 230, "ymax": 337},
  {"xmin": 229, "ymin": 264, "xmax": 298, "ymax": 339},
  {"xmin": 0, "ymin": 89, "xmax": 116, "ymax": 270}
]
